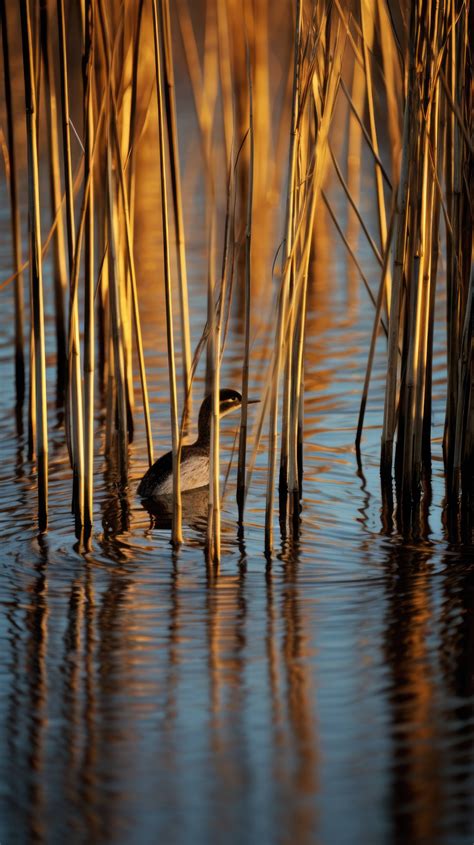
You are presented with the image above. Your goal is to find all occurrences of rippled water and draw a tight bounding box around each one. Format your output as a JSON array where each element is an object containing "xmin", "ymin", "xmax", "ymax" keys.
[{"xmin": 1, "ymin": 112, "xmax": 474, "ymax": 845}]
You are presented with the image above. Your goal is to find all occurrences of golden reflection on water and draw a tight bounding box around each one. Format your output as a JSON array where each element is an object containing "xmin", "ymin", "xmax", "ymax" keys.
[{"xmin": 4, "ymin": 531, "xmax": 474, "ymax": 843}]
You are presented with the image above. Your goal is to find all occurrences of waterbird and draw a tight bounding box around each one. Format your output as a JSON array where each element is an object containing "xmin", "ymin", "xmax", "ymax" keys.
[{"xmin": 137, "ymin": 389, "xmax": 258, "ymax": 499}]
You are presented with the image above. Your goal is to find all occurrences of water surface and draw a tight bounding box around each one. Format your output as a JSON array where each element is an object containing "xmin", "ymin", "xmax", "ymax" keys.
[{"xmin": 0, "ymin": 105, "xmax": 473, "ymax": 845}]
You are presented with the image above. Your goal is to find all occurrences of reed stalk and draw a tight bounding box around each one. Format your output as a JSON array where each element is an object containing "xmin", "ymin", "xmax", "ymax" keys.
[
  {"xmin": 339, "ymin": 77, "xmax": 393, "ymax": 190},
  {"xmin": 380, "ymin": 6, "xmax": 416, "ymax": 482},
  {"xmin": 83, "ymin": 0, "xmax": 95, "ymax": 527},
  {"xmin": 109, "ymin": 93, "xmax": 154, "ymax": 467},
  {"xmin": 106, "ymin": 143, "xmax": 128, "ymax": 482},
  {"xmin": 152, "ymin": 0, "xmax": 182, "ymax": 546},
  {"xmin": 159, "ymin": 0, "xmax": 192, "ymax": 404},
  {"xmin": 207, "ymin": 216, "xmax": 220, "ymax": 563},
  {"xmin": 360, "ymin": 0, "xmax": 392, "ymax": 314},
  {"xmin": 57, "ymin": 0, "xmax": 85, "ymax": 523},
  {"xmin": 1, "ymin": 0, "xmax": 25, "ymax": 412},
  {"xmin": 287, "ymin": 24, "xmax": 343, "ymax": 522},
  {"xmin": 356, "ymin": 203, "xmax": 396, "ymax": 451},
  {"xmin": 39, "ymin": 0, "xmax": 67, "ymax": 400},
  {"xmin": 236, "ymin": 43, "xmax": 254, "ymax": 525},
  {"xmin": 20, "ymin": 0, "xmax": 48, "ymax": 529},
  {"xmin": 265, "ymin": 0, "xmax": 301, "ymax": 552},
  {"xmin": 447, "ymin": 1, "xmax": 472, "ymax": 502},
  {"xmin": 330, "ymin": 143, "xmax": 383, "ymax": 267},
  {"xmin": 98, "ymin": 0, "xmax": 136, "ymax": 446},
  {"xmin": 376, "ymin": 0, "xmax": 402, "ymax": 184}
]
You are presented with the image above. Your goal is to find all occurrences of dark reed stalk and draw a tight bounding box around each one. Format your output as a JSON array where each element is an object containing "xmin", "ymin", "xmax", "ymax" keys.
[
  {"xmin": 330, "ymin": 143, "xmax": 383, "ymax": 268},
  {"xmin": 19, "ymin": 0, "xmax": 48, "ymax": 529},
  {"xmin": 322, "ymin": 188, "xmax": 388, "ymax": 322},
  {"xmin": 236, "ymin": 42, "xmax": 254, "ymax": 525},
  {"xmin": 151, "ymin": 0, "xmax": 182, "ymax": 546},
  {"xmin": 356, "ymin": 203, "xmax": 396, "ymax": 451},
  {"xmin": 83, "ymin": 0, "xmax": 94, "ymax": 527},
  {"xmin": 207, "ymin": 216, "xmax": 220, "ymax": 563},
  {"xmin": 265, "ymin": 0, "xmax": 301, "ymax": 552},
  {"xmin": 1, "ymin": 0, "xmax": 25, "ymax": 412},
  {"xmin": 380, "ymin": 6, "xmax": 416, "ymax": 483},
  {"xmin": 39, "ymin": 0, "xmax": 67, "ymax": 400},
  {"xmin": 106, "ymin": 143, "xmax": 128, "ymax": 482},
  {"xmin": 446, "ymin": 1, "xmax": 472, "ymax": 503}
]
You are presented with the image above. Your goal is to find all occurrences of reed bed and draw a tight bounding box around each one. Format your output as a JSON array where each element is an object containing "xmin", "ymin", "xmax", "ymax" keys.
[{"xmin": 0, "ymin": 0, "xmax": 472, "ymax": 553}]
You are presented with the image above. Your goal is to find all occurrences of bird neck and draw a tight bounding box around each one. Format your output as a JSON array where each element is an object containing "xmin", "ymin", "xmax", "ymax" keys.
[
  {"xmin": 196, "ymin": 417, "xmax": 211, "ymax": 448},
  {"xmin": 196, "ymin": 396, "xmax": 213, "ymax": 447}
]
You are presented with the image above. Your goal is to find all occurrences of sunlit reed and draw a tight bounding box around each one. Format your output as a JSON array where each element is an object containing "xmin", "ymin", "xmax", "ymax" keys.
[
  {"xmin": 57, "ymin": 0, "xmax": 84, "ymax": 523},
  {"xmin": 1, "ymin": 1, "xmax": 25, "ymax": 416},
  {"xmin": 40, "ymin": 0, "xmax": 67, "ymax": 400},
  {"xmin": 1, "ymin": 0, "xmax": 472, "ymax": 548},
  {"xmin": 236, "ymin": 42, "xmax": 254, "ymax": 526},
  {"xmin": 19, "ymin": 0, "xmax": 48, "ymax": 528},
  {"xmin": 152, "ymin": 0, "xmax": 182, "ymax": 546}
]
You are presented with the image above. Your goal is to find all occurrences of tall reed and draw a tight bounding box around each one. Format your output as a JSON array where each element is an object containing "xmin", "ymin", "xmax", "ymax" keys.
[
  {"xmin": 265, "ymin": 0, "xmax": 302, "ymax": 552},
  {"xmin": 39, "ymin": 0, "xmax": 67, "ymax": 399},
  {"xmin": 159, "ymin": 0, "xmax": 192, "ymax": 403},
  {"xmin": 83, "ymin": 0, "xmax": 94, "ymax": 527},
  {"xmin": 19, "ymin": 0, "xmax": 48, "ymax": 528},
  {"xmin": 57, "ymin": 0, "xmax": 85, "ymax": 524},
  {"xmin": 236, "ymin": 42, "xmax": 254, "ymax": 526},
  {"xmin": 1, "ymin": 0, "xmax": 25, "ymax": 413},
  {"xmin": 152, "ymin": 0, "xmax": 182, "ymax": 546}
]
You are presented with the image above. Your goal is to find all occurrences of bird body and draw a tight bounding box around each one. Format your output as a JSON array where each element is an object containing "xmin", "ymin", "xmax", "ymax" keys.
[{"xmin": 137, "ymin": 389, "xmax": 251, "ymax": 500}]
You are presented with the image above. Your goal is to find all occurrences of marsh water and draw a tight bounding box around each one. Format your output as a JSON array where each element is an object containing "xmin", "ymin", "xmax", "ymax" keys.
[{"xmin": 1, "ymin": 74, "xmax": 474, "ymax": 845}]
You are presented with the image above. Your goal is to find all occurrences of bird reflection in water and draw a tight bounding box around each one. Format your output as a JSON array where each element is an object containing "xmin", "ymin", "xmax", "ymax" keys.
[{"xmin": 141, "ymin": 487, "xmax": 210, "ymax": 534}]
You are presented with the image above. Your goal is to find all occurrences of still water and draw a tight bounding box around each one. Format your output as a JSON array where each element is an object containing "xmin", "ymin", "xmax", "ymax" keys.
[{"xmin": 1, "ymin": 128, "xmax": 473, "ymax": 845}]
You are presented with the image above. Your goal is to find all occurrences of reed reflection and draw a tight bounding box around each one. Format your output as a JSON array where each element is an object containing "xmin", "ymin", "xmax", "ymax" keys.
[
  {"xmin": 278, "ymin": 539, "xmax": 319, "ymax": 844},
  {"xmin": 5, "ymin": 534, "xmax": 49, "ymax": 843},
  {"xmin": 439, "ymin": 550, "xmax": 474, "ymax": 841},
  {"xmin": 206, "ymin": 550, "xmax": 249, "ymax": 836},
  {"xmin": 260, "ymin": 536, "xmax": 320, "ymax": 843},
  {"xmin": 383, "ymin": 541, "xmax": 445, "ymax": 845}
]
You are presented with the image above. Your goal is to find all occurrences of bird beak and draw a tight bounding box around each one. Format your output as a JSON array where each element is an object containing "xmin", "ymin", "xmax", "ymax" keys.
[{"xmin": 247, "ymin": 399, "xmax": 260, "ymax": 405}]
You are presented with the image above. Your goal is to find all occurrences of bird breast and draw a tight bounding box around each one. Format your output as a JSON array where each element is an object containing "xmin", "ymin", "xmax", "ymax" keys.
[{"xmin": 153, "ymin": 455, "xmax": 210, "ymax": 496}]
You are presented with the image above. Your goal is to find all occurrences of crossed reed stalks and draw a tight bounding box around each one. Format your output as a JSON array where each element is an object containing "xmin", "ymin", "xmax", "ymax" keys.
[{"xmin": 0, "ymin": 0, "xmax": 472, "ymax": 557}]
